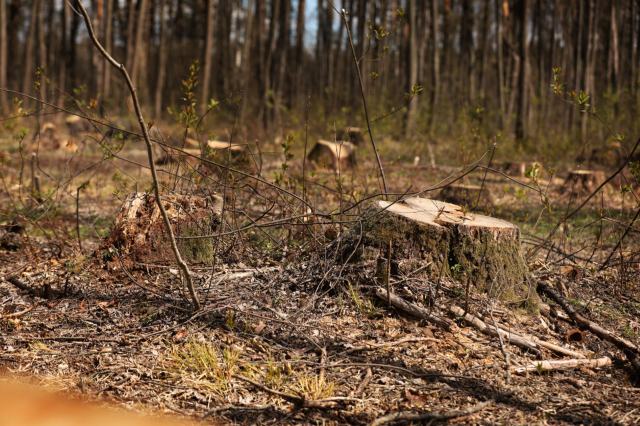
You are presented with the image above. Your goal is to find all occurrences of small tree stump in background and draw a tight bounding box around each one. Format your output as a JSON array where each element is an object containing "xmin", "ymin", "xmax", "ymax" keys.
[
  {"xmin": 307, "ymin": 140, "xmax": 356, "ymax": 171},
  {"xmin": 205, "ymin": 140, "xmax": 254, "ymax": 175},
  {"xmin": 438, "ymin": 183, "xmax": 495, "ymax": 210},
  {"xmin": 564, "ymin": 170, "xmax": 605, "ymax": 195},
  {"xmin": 336, "ymin": 126, "xmax": 364, "ymax": 146},
  {"xmin": 106, "ymin": 192, "xmax": 223, "ymax": 266},
  {"xmin": 356, "ymin": 198, "xmax": 535, "ymax": 306},
  {"xmin": 65, "ymin": 115, "xmax": 93, "ymax": 136}
]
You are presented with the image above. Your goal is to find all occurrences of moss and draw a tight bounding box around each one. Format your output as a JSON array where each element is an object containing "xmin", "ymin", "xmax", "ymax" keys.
[{"xmin": 357, "ymin": 200, "xmax": 539, "ymax": 310}]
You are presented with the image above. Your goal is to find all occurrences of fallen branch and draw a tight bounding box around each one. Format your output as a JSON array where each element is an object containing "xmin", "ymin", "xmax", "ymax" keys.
[
  {"xmin": 537, "ymin": 282, "xmax": 640, "ymax": 374},
  {"xmin": 7, "ymin": 276, "xmax": 69, "ymax": 299},
  {"xmin": 233, "ymin": 374, "xmax": 358, "ymax": 409},
  {"xmin": 374, "ymin": 288, "xmax": 455, "ymax": 331},
  {"xmin": 512, "ymin": 357, "xmax": 612, "ymax": 375},
  {"xmin": 370, "ymin": 401, "xmax": 491, "ymax": 426},
  {"xmin": 450, "ymin": 305, "xmax": 586, "ymax": 359}
]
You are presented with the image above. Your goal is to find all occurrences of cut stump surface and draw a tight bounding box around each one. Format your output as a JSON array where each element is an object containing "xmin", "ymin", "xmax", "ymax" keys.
[{"xmin": 358, "ymin": 198, "xmax": 534, "ymax": 305}]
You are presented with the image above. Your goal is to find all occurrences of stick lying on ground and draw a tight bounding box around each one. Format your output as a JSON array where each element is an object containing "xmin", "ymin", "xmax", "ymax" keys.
[
  {"xmin": 374, "ymin": 288, "xmax": 455, "ymax": 331},
  {"xmin": 369, "ymin": 401, "xmax": 491, "ymax": 426},
  {"xmin": 449, "ymin": 305, "xmax": 586, "ymax": 358},
  {"xmin": 512, "ymin": 357, "xmax": 612, "ymax": 375},
  {"xmin": 537, "ymin": 282, "xmax": 640, "ymax": 374}
]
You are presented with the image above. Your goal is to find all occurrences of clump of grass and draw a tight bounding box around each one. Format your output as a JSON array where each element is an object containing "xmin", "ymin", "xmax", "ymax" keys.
[
  {"xmin": 169, "ymin": 339, "xmax": 240, "ymax": 395},
  {"xmin": 290, "ymin": 373, "xmax": 335, "ymax": 400},
  {"xmin": 347, "ymin": 283, "xmax": 379, "ymax": 318}
]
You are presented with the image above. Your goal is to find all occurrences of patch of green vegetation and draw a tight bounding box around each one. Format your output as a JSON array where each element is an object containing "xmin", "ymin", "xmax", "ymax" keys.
[
  {"xmin": 347, "ymin": 283, "xmax": 380, "ymax": 318},
  {"xmin": 169, "ymin": 339, "xmax": 240, "ymax": 395}
]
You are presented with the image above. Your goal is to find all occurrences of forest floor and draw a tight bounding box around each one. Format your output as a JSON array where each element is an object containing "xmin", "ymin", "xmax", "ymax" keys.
[{"xmin": 1, "ymin": 123, "xmax": 640, "ymax": 425}]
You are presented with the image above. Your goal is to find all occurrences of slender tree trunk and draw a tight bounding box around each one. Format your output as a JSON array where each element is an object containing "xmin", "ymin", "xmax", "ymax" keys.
[
  {"xmin": 0, "ymin": 0, "xmax": 8, "ymax": 111},
  {"xmin": 125, "ymin": 0, "xmax": 136, "ymax": 71},
  {"xmin": 154, "ymin": 0, "xmax": 167, "ymax": 118},
  {"xmin": 515, "ymin": 0, "xmax": 529, "ymax": 142},
  {"xmin": 294, "ymin": 0, "xmax": 305, "ymax": 108},
  {"xmin": 239, "ymin": 0, "xmax": 256, "ymax": 124},
  {"xmin": 428, "ymin": 0, "xmax": 439, "ymax": 133},
  {"xmin": 102, "ymin": 0, "xmax": 113, "ymax": 104},
  {"xmin": 200, "ymin": 0, "xmax": 214, "ymax": 115},
  {"xmin": 405, "ymin": 0, "xmax": 419, "ymax": 137},
  {"xmin": 22, "ymin": 1, "xmax": 38, "ymax": 97},
  {"xmin": 131, "ymin": 0, "xmax": 149, "ymax": 100},
  {"xmin": 36, "ymin": 0, "xmax": 46, "ymax": 103},
  {"xmin": 496, "ymin": 0, "xmax": 506, "ymax": 129}
]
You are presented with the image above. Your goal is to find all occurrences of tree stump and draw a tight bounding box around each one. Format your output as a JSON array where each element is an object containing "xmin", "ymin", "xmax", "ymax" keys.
[
  {"xmin": 357, "ymin": 197, "xmax": 535, "ymax": 305},
  {"xmin": 205, "ymin": 140, "xmax": 254, "ymax": 175},
  {"xmin": 65, "ymin": 115, "xmax": 93, "ymax": 136},
  {"xmin": 563, "ymin": 170, "xmax": 605, "ymax": 195},
  {"xmin": 105, "ymin": 192, "xmax": 223, "ymax": 266},
  {"xmin": 438, "ymin": 183, "xmax": 494, "ymax": 210},
  {"xmin": 336, "ymin": 127, "xmax": 364, "ymax": 146},
  {"xmin": 307, "ymin": 140, "xmax": 356, "ymax": 171}
]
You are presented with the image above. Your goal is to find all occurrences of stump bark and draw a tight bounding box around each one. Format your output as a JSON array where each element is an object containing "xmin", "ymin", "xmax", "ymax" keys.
[
  {"xmin": 564, "ymin": 170, "xmax": 605, "ymax": 195},
  {"xmin": 336, "ymin": 126, "xmax": 364, "ymax": 146},
  {"xmin": 205, "ymin": 140, "xmax": 254, "ymax": 175},
  {"xmin": 358, "ymin": 197, "xmax": 535, "ymax": 305},
  {"xmin": 106, "ymin": 192, "xmax": 223, "ymax": 265},
  {"xmin": 438, "ymin": 184, "xmax": 494, "ymax": 210},
  {"xmin": 307, "ymin": 140, "xmax": 356, "ymax": 171}
]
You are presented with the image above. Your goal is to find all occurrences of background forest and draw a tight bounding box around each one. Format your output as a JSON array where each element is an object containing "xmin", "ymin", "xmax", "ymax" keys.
[{"xmin": 1, "ymin": 0, "xmax": 639, "ymax": 164}]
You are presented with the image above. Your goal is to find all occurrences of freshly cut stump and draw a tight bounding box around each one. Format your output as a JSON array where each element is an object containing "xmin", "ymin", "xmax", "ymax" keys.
[
  {"xmin": 360, "ymin": 198, "xmax": 535, "ymax": 305},
  {"xmin": 205, "ymin": 140, "xmax": 254, "ymax": 175},
  {"xmin": 564, "ymin": 170, "xmax": 605, "ymax": 195},
  {"xmin": 106, "ymin": 192, "xmax": 223, "ymax": 265},
  {"xmin": 438, "ymin": 183, "xmax": 494, "ymax": 210},
  {"xmin": 336, "ymin": 126, "xmax": 364, "ymax": 146},
  {"xmin": 307, "ymin": 140, "xmax": 356, "ymax": 171}
]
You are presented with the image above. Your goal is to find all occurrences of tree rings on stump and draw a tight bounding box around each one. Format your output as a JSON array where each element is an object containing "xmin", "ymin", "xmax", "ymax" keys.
[
  {"xmin": 438, "ymin": 183, "xmax": 494, "ymax": 211},
  {"xmin": 105, "ymin": 192, "xmax": 223, "ymax": 266},
  {"xmin": 358, "ymin": 197, "xmax": 535, "ymax": 306},
  {"xmin": 307, "ymin": 140, "xmax": 356, "ymax": 171}
]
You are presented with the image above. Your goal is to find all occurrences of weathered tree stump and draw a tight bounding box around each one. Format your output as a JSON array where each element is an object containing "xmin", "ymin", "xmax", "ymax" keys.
[
  {"xmin": 357, "ymin": 197, "xmax": 535, "ymax": 305},
  {"xmin": 155, "ymin": 147, "xmax": 202, "ymax": 167},
  {"xmin": 106, "ymin": 192, "xmax": 223, "ymax": 265},
  {"xmin": 205, "ymin": 140, "xmax": 254, "ymax": 174},
  {"xmin": 564, "ymin": 170, "xmax": 605, "ymax": 195},
  {"xmin": 438, "ymin": 183, "xmax": 494, "ymax": 210},
  {"xmin": 336, "ymin": 127, "xmax": 364, "ymax": 146},
  {"xmin": 65, "ymin": 115, "xmax": 93, "ymax": 136},
  {"xmin": 307, "ymin": 140, "xmax": 356, "ymax": 171}
]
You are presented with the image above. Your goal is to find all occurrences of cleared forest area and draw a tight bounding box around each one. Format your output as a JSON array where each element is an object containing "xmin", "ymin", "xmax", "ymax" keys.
[{"xmin": 1, "ymin": 1, "xmax": 640, "ymax": 425}]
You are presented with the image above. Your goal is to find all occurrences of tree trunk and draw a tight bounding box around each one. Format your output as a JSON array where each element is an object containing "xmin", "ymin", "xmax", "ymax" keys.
[
  {"xmin": 428, "ymin": 0, "xmax": 439, "ymax": 134},
  {"xmin": 405, "ymin": 0, "xmax": 419, "ymax": 137},
  {"xmin": 102, "ymin": 0, "xmax": 113, "ymax": 104},
  {"xmin": 22, "ymin": 1, "xmax": 38, "ymax": 97},
  {"xmin": 496, "ymin": 0, "xmax": 506, "ymax": 129},
  {"xmin": 154, "ymin": 0, "xmax": 168, "ymax": 118},
  {"xmin": 36, "ymin": 0, "xmax": 46, "ymax": 103},
  {"xmin": 294, "ymin": 0, "xmax": 305, "ymax": 108},
  {"xmin": 200, "ymin": 0, "xmax": 214, "ymax": 115},
  {"xmin": 0, "ymin": 0, "xmax": 8, "ymax": 111},
  {"xmin": 515, "ymin": 0, "xmax": 529, "ymax": 142},
  {"xmin": 131, "ymin": 0, "xmax": 149, "ymax": 100}
]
